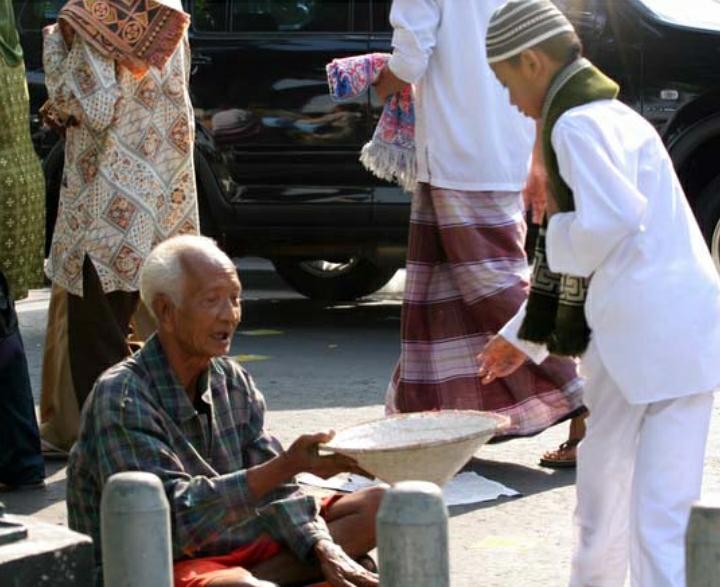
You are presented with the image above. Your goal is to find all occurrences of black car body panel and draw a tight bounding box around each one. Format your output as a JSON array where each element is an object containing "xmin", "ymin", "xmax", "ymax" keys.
[{"xmin": 16, "ymin": 0, "xmax": 720, "ymax": 298}]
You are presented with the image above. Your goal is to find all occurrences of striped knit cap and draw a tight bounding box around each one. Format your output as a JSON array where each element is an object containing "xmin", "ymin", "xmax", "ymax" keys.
[{"xmin": 486, "ymin": 0, "xmax": 575, "ymax": 64}]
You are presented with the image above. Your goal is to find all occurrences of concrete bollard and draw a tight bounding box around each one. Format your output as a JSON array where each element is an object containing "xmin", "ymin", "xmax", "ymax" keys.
[
  {"xmin": 376, "ymin": 481, "xmax": 449, "ymax": 587},
  {"xmin": 101, "ymin": 472, "xmax": 173, "ymax": 587},
  {"xmin": 686, "ymin": 500, "xmax": 720, "ymax": 586}
]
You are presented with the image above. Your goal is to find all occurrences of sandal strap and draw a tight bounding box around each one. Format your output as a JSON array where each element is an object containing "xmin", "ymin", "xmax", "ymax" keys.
[{"xmin": 557, "ymin": 438, "xmax": 581, "ymax": 451}]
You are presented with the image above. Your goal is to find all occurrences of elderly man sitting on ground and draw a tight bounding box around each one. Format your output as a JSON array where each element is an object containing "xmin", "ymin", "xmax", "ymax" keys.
[{"xmin": 67, "ymin": 235, "xmax": 382, "ymax": 587}]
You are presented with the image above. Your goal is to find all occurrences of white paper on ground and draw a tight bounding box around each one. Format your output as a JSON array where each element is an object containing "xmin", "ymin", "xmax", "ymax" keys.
[{"xmin": 297, "ymin": 471, "xmax": 520, "ymax": 506}]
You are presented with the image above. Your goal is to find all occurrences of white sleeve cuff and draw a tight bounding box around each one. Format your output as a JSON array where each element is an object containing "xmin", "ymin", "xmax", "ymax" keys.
[
  {"xmin": 388, "ymin": 30, "xmax": 428, "ymax": 83},
  {"xmin": 499, "ymin": 301, "xmax": 550, "ymax": 365}
]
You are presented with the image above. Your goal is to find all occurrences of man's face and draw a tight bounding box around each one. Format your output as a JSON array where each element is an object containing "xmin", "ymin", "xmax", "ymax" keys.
[
  {"xmin": 491, "ymin": 53, "xmax": 547, "ymax": 120},
  {"xmin": 169, "ymin": 256, "xmax": 242, "ymax": 361}
]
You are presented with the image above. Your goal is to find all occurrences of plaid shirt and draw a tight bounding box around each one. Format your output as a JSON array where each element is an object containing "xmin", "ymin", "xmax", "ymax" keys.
[{"xmin": 67, "ymin": 335, "xmax": 331, "ymax": 569}]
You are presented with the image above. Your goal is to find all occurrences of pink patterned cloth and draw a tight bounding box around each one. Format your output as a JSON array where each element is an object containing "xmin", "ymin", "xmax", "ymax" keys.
[{"xmin": 326, "ymin": 53, "xmax": 415, "ymax": 191}]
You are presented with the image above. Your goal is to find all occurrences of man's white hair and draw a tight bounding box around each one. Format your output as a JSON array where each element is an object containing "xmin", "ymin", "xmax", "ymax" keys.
[{"xmin": 140, "ymin": 235, "xmax": 235, "ymax": 318}]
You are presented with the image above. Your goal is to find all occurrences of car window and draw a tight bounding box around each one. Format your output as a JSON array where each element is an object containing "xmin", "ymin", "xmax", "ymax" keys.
[
  {"xmin": 14, "ymin": 0, "xmax": 64, "ymax": 31},
  {"xmin": 192, "ymin": 0, "xmax": 352, "ymax": 33},
  {"xmin": 637, "ymin": 0, "xmax": 720, "ymax": 31},
  {"xmin": 371, "ymin": 0, "xmax": 390, "ymax": 33}
]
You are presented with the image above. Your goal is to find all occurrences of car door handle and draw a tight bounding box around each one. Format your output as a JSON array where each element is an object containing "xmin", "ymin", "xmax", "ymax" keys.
[
  {"xmin": 192, "ymin": 54, "xmax": 213, "ymax": 65},
  {"xmin": 191, "ymin": 54, "xmax": 213, "ymax": 76}
]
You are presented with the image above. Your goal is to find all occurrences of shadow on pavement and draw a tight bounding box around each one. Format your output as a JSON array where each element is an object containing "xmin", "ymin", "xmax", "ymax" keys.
[
  {"xmin": 448, "ymin": 457, "xmax": 575, "ymax": 516},
  {"xmin": 241, "ymin": 297, "xmax": 402, "ymax": 331},
  {"xmin": 1, "ymin": 461, "xmax": 67, "ymax": 517}
]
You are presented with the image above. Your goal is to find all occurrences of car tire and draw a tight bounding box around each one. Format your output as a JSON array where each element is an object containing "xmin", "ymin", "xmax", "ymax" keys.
[
  {"xmin": 694, "ymin": 173, "xmax": 720, "ymax": 272},
  {"xmin": 272, "ymin": 257, "xmax": 398, "ymax": 302}
]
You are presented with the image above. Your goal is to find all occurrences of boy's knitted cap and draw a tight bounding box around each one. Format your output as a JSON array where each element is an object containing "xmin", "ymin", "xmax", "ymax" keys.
[{"xmin": 486, "ymin": 0, "xmax": 575, "ymax": 64}]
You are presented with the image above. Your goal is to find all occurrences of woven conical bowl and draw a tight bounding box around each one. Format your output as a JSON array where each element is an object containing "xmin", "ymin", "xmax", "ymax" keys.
[{"xmin": 322, "ymin": 410, "xmax": 509, "ymax": 486}]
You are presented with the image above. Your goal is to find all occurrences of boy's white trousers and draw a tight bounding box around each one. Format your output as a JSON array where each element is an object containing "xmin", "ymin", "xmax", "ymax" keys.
[{"xmin": 569, "ymin": 345, "xmax": 714, "ymax": 587}]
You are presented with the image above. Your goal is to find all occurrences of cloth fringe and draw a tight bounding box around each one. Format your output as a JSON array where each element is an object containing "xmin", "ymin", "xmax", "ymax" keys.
[
  {"xmin": 359, "ymin": 140, "xmax": 416, "ymax": 193},
  {"xmin": 326, "ymin": 53, "xmax": 416, "ymax": 194}
]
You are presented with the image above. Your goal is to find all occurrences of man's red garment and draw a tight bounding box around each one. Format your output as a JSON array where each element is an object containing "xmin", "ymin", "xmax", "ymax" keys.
[{"xmin": 174, "ymin": 495, "xmax": 342, "ymax": 587}]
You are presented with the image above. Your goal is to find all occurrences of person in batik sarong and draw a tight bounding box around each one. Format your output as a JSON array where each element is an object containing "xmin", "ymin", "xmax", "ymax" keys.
[
  {"xmin": 0, "ymin": 0, "xmax": 46, "ymax": 489},
  {"xmin": 38, "ymin": 0, "xmax": 199, "ymax": 452},
  {"xmin": 373, "ymin": 0, "xmax": 584, "ymax": 441}
]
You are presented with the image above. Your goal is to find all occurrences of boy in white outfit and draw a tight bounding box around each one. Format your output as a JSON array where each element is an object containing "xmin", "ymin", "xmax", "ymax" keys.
[{"xmin": 477, "ymin": 1, "xmax": 720, "ymax": 585}]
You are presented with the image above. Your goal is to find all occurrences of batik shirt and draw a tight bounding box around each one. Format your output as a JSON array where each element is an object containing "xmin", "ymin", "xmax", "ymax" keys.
[
  {"xmin": 67, "ymin": 335, "xmax": 331, "ymax": 569},
  {"xmin": 42, "ymin": 25, "xmax": 198, "ymax": 296}
]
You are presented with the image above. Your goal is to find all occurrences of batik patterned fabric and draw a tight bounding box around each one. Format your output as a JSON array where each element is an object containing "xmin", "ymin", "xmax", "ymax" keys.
[
  {"xmin": 43, "ymin": 24, "xmax": 198, "ymax": 296},
  {"xmin": 386, "ymin": 184, "xmax": 584, "ymax": 439},
  {"xmin": 327, "ymin": 53, "xmax": 415, "ymax": 191},
  {"xmin": 58, "ymin": 0, "xmax": 190, "ymax": 79},
  {"xmin": 0, "ymin": 58, "xmax": 45, "ymax": 301}
]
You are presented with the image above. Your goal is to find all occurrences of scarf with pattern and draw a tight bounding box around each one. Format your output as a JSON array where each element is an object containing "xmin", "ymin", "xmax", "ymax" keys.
[
  {"xmin": 518, "ymin": 58, "xmax": 619, "ymax": 356},
  {"xmin": 326, "ymin": 53, "xmax": 416, "ymax": 192},
  {"xmin": 57, "ymin": 0, "xmax": 189, "ymax": 79}
]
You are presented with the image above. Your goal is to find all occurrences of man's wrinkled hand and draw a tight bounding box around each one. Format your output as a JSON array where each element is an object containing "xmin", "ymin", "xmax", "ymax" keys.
[
  {"xmin": 315, "ymin": 540, "xmax": 379, "ymax": 587},
  {"xmin": 477, "ymin": 335, "xmax": 528, "ymax": 384},
  {"xmin": 285, "ymin": 431, "xmax": 368, "ymax": 479}
]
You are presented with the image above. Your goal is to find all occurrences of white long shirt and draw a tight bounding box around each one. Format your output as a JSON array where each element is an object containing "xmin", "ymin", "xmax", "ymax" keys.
[
  {"xmin": 501, "ymin": 100, "xmax": 720, "ymax": 404},
  {"xmin": 388, "ymin": 0, "xmax": 534, "ymax": 191}
]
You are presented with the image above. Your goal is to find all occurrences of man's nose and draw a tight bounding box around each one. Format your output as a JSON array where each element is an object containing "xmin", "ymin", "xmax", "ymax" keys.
[{"xmin": 218, "ymin": 298, "xmax": 241, "ymax": 323}]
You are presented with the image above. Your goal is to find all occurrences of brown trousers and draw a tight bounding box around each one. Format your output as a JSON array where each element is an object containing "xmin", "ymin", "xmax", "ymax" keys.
[{"xmin": 40, "ymin": 257, "xmax": 141, "ymax": 450}]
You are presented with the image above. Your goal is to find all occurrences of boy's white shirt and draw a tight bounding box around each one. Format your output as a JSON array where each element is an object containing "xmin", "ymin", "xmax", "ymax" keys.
[
  {"xmin": 388, "ymin": 0, "xmax": 535, "ymax": 191},
  {"xmin": 501, "ymin": 100, "xmax": 720, "ymax": 404}
]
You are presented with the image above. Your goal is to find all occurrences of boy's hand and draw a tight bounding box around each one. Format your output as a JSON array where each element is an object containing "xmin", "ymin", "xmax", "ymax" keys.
[
  {"xmin": 477, "ymin": 335, "xmax": 528, "ymax": 384},
  {"xmin": 373, "ymin": 65, "xmax": 409, "ymax": 102}
]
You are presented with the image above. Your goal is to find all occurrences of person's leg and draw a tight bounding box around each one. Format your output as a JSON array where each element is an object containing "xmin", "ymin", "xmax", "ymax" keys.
[
  {"xmin": 204, "ymin": 570, "xmax": 277, "ymax": 587},
  {"xmin": 39, "ymin": 284, "xmax": 80, "ymax": 452},
  {"xmin": 251, "ymin": 486, "xmax": 384, "ymax": 585},
  {"xmin": 174, "ymin": 557, "xmax": 279, "ymax": 587},
  {"xmin": 385, "ymin": 182, "xmax": 440, "ymax": 415},
  {"xmin": 0, "ymin": 274, "xmax": 45, "ymax": 486},
  {"xmin": 570, "ymin": 349, "xmax": 645, "ymax": 587},
  {"xmin": 540, "ymin": 412, "xmax": 587, "ymax": 468},
  {"xmin": 319, "ymin": 485, "xmax": 384, "ymax": 558},
  {"xmin": 67, "ymin": 256, "xmax": 139, "ymax": 408},
  {"xmin": 630, "ymin": 392, "xmax": 713, "ymax": 587}
]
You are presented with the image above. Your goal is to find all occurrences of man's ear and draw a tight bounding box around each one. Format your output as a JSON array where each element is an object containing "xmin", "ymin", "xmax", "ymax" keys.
[{"xmin": 152, "ymin": 294, "xmax": 176, "ymax": 333}]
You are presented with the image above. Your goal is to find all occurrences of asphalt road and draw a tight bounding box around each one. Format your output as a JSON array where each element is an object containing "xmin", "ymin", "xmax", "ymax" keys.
[{"xmin": 6, "ymin": 259, "xmax": 720, "ymax": 586}]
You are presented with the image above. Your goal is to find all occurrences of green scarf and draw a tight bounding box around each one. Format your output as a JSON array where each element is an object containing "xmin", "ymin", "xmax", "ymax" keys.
[
  {"xmin": 518, "ymin": 58, "xmax": 619, "ymax": 356},
  {"xmin": 0, "ymin": 0, "xmax": 22, "ymax": 67}
]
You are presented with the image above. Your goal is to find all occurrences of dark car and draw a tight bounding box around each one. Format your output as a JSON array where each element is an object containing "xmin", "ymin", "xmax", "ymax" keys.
[{"xmin": 14, "ymin": 0, "xmax": 720, "ymax": 300}]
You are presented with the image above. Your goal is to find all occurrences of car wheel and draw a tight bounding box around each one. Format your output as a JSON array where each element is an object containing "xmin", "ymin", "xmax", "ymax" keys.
[
  {"xmin": 272, "ymin": 257, "xmax": 398, "ymax": 302},
  {"xmin": 694, "ymin": 173, "xmax": 720, "ymax": 272}
]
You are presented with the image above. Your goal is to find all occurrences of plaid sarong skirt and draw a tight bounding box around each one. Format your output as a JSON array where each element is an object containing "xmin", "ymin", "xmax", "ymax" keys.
[{"xmin": 386, "ymin": 184, "xmax": 584, "ymax": 439}]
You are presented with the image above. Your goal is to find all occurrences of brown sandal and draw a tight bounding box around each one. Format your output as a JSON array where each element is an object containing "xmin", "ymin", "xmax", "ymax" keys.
[{"xmin": 539, "ymin": 438, "xmax": 580, "ymax": 469}]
